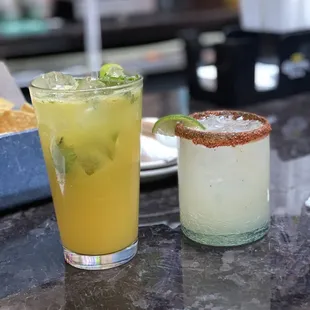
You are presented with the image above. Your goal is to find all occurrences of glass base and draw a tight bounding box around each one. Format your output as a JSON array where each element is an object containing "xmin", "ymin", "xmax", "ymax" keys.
[
  {"xmin": 64, "ymin": 240, "xmax": 138, "ymax": 270},
  {"xmin": 182, "ymin": 223, "xmax": 269, "ymax": 247}
]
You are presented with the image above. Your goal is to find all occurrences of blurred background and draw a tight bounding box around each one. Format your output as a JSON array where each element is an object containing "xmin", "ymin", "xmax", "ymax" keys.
[
  {"xmin": 0, "ymin": 0, "xmax": 239, "ymax": 98},
  {"xmin": 3, "ymin": 0, "xmax": 309, "ymax": 107}
]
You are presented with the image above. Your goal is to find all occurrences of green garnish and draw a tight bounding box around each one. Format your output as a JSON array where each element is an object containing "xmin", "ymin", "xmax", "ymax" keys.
[
  {"xmin": 100, "ymin": 63, "xmax": 124, "ymax": 77},
  {"xmin": 99, "ymin": 63, "xmax": 140, "ymax": 86},
  {"xmin": 50, "ymin": 131, "xmax": 120, "ymax": 176},
  {"xmin": 51, "ymin": 137, "xmax": 77, "ymax": 174},
  {"xmin": 124, "ymin": 91, "xmax": 135, "ymax": 104},
  {"xmin": 152, "ymin": 114, "xmax": 206, "ymax": 137}
]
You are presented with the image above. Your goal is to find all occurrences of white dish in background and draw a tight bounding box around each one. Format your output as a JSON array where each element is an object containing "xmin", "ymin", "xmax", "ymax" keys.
[
  {"xmin": 140, "ymin": 165, "xmax": 178, "ymax": 183},
  {"xmin": 140, "ymin": 135, "xmax": 178, "ymax": 170},
  {"xmin": 155, "ymin": 133, "xmax": 178, "ymax": 149},
  {"xmin": 140, "ymin": 117, "xmax": 178, "ymax": 171}
]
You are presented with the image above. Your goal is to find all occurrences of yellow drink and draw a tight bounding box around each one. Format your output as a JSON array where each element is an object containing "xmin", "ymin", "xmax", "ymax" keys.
[{"xmin": 30, "ymin": 71, "xmax": 143, "ymax": 269}]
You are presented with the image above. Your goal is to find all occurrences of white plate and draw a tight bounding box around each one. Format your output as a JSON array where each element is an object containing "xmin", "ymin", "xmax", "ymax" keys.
[
  {"xmin": 140, "ymin": 164, "xmax": 178, "ymax": 182},
  {"xmin": 140, "ymin": 117, "xmax": 178, "ymax": 171}
]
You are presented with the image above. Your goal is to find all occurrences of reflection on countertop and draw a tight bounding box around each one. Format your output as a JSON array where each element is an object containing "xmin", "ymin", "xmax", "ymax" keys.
[{"xmin": 1, "ymin": 88, "xmax": 310, "ymax": 309}]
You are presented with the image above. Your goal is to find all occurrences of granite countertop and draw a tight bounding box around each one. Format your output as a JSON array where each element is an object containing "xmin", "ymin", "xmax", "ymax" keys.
[{"xmin": 1, "ymin": 88, "xmax": 310, "ymax": 309}]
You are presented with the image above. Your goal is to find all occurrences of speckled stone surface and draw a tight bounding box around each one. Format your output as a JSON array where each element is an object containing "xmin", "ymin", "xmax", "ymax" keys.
[{"xmin": 1, "ymin": 90, "xmax": 310, "ymax": 309}]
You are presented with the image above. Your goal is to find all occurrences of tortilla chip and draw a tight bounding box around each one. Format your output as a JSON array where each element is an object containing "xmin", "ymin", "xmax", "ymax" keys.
[
  {"xmin": 0, "ymin": 98, "xmax": 14, "ymax": 111},
  {"xmin": 0, "ymin": 110, "xmax": 37, "ymax": 134},
  {"xmin": 21, "ymin": 102, "xmax": 35, "ymax": 114}
]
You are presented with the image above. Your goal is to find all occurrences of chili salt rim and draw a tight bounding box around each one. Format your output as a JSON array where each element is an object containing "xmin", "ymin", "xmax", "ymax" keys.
[{"xmin": 175, "ymin": 110, "xmax": 272, "ymax": 148}]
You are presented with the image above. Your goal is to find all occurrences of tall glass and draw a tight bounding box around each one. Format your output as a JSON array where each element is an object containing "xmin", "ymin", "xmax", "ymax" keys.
[
  {"xmin": 176, "ymin": 111, "xmax": 271, "ymax": 246},
  {"xmin": 29, "ymin": 75, "xmax": 143, "ymax": 270}
]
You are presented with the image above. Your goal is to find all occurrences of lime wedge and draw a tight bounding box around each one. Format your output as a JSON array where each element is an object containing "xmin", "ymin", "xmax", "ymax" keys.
[
  {"xmin": 99, "ymin": 63, "xmax": 124, "ymax": 78},
  {"xmin": 99, "ymin": 63, "xmax": 141, "ymax": 86},
  {"xmin": 152, "ymin": 114, "xmax": 205, "ymax": 137}
]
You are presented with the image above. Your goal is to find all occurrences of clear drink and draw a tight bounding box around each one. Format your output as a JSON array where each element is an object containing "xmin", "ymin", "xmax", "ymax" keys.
[
  {"xmin": 29, "ymin": 68, "xmax": 143, "ymax": 269},
  {"xmin": 176, "ymin": 111, "xmax": 271, "ymax": 246}
]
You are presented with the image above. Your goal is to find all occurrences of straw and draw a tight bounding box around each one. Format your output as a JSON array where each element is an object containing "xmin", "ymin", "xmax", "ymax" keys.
[{"xmin": 83, "ymin": 0, "xmax": 102, "ymax": 73}]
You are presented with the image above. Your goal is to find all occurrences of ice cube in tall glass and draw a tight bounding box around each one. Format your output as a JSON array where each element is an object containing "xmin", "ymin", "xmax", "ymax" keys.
[{"xmin": 176, "ymin": 111, "xmax": 271, "ymax": 246}]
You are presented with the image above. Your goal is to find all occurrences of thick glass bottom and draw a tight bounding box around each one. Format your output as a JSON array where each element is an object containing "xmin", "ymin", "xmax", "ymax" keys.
[
  {"xmin": 182, "ymin": 223, "xmax": 269, "ymax": 247},
  {"xmin": 64, "ymin": 240, "xmax": 138, "ymax": 270}
]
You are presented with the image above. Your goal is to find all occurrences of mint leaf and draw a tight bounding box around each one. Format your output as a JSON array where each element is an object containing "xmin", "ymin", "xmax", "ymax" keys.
[
  {"xmin": 124, "ymin": 91, "xmax": 135, "ymax": 104},
  {"xmin": 50, "ymin": 137, "xmax": 77, "ymax": 174},
  {"xmin": 99, "ymin": 75, "xmax": 125, "ymax": 86},
  {"xmin": 99, "ymin": 73, "xmax": 140, "ymax": 87},
  {"xmin": 50, "ymin": 132, "xmax": 120, "ymax": 176},
  {"xmin": 126, "ymin": 74, "xmax": 140, "ymax": 82}
]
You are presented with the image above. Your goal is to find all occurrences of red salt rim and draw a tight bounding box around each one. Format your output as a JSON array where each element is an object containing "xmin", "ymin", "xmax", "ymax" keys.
[{"xmin": 175, "ymin": 110, "xmax": 272, "ymax": 148}]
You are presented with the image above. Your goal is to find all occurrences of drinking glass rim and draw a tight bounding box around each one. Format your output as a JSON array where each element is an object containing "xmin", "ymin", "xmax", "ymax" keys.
[
  {"xmin": 175, "ymin": 110, "xmax": 272, "ymax": 148},
  {"xmin": 29, "ymin": 73, "xmax": 143, "ymax": 93}
]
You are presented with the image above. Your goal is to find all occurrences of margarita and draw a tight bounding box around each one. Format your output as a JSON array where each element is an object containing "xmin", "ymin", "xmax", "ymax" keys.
[{"xmin": 153, "ymin": 111, "xmax": 271, "ymax": 246}]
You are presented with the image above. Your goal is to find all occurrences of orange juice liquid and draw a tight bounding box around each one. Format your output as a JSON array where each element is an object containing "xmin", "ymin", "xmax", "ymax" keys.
[{"xmin": 32, "ymin": 87, "xmax": 142, "ymax": 255}]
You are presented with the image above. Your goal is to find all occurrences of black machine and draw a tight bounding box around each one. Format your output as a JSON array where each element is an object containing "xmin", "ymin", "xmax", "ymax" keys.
[{"xmin": 181, "ymin": 27, "xmax": 310, "ymax": 107}]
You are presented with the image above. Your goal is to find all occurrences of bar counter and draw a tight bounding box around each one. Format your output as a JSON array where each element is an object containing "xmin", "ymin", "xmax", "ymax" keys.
[{"xmin": 1, "ymin": 87, "xmax": 310, "ymax": 309}]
